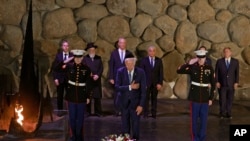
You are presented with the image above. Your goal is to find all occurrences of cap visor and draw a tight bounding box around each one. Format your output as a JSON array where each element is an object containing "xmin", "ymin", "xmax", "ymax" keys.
[
  {"xmin": 74, "ymin": 55, "xmax": 83, "ymax": 58},
  {"xmin": 197, "ymin": 55, "xmax": 206, "ymax": 58}
]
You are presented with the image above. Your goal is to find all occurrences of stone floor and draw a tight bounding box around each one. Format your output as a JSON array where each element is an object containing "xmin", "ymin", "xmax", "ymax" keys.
[{"xmin": 1, "ymin": 98, "xmax": 250, "ymax": 141}]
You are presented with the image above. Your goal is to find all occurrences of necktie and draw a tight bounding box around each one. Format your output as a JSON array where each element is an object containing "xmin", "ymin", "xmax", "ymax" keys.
[
  {"xmin": 64, "ymin": 54, "xmax": 67, "ymax": 60},
  {"xmin": 226, "ymin": 59, "xmax": 230, "ymax": 69},
  {"xmin": 129, "ymin": 71, "xmax": 132, "ymax": 83},
  {"xmin": 121, "ymin": 51, "xmax": 124, "ymax": 63},
  {"xmin": 151, "ymin": 57, "xmax": 154, "ymax": 67}
]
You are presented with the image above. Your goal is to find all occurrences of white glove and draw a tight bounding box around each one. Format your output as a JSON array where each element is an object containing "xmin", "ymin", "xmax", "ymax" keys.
[{"xmin": 188, "ymin": 57, "xmax": 198, "ymax": 65}]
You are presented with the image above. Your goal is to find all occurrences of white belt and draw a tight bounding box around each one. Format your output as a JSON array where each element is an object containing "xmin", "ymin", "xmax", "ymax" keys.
[
  {"xmin": 191, "ymin": 81, "xmax": 209, "ymax": 87},
  {"xmin": 68, "ymin": 80, "xmax": 86, "ymax": 86}
]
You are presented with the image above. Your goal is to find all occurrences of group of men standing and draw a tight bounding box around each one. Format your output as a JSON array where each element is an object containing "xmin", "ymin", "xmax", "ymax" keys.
[
  {"xmin": 52, "ymin": 37, "xmax": 163, "ymax": 140},
  {"xmin": 52, "ymin": 37, "xmax": 239, "ymax": 141}
]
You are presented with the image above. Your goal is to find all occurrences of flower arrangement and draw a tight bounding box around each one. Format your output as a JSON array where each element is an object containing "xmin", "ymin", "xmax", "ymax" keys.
[{"xmin": 101, "ymin": 133, "xmax": 136, "ymax": 141}]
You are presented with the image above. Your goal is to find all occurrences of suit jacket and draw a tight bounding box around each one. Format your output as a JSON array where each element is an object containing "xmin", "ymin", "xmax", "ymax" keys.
[
  {"xmin": 115, "ymin": 67, "xmax": 146, "ymax": 109},
  {"xmin": 139, "ymin": 56, "xmax": 163, "ymax": 87},
  {"xmin": 52, "ymin": 51, "xmax": 73, "ymax": 83},
  {"xmin": 108, "ymin": 49, "xmax": 132, "ymax": 81},
  {"xmin": 83, "ymin": 54, "xmax": 103, "ymax": 98},
  {"xmin": 215, "ymin": 57, "xmax": 239, "ymax": 87}
]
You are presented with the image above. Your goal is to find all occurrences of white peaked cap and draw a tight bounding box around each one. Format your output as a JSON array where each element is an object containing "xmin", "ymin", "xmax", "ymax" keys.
[
  {"xmin": 71, "ymin": 49, "xmax": 86, "ymax": 57},
  {"xmin": 194, "ymin": 50, "xmax": 208, "ymax": 56}
]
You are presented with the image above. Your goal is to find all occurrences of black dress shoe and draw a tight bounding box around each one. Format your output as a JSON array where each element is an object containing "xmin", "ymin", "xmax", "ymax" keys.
[
  {"xmin": 220, "ymin": 114, "xmax": 227, "ymax": 119},
  {"xmin": 113, "ymin": 112, "xmax": 121, "ymax": 117},
  {"xmin": 95, "ymin": 113, "xmax": 103, "ymax": 117},
  {"xmin": 152, "ymin": 115, "xmax": 156, "ymax": 119},
  {"xmin": 227, "ymin": 114, "xmax": 232, "ymax": 119}
]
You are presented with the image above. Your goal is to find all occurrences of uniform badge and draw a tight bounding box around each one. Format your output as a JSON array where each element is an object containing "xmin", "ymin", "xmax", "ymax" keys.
[{"xmin": 204, "ymin": 69, "xmax": 211, "ymax": 75}]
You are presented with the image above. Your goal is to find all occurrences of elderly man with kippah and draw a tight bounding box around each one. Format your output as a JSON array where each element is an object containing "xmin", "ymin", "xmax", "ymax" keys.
[
  {"xmin": 115, "ymin": 54, "xmax": 146, "ymax": 140},
  {"xmin": 177, "ymin": 49, "xmax": 216, "ymax": 141},
  {"xmin": 55, "ymin": 49, "xmax": 91, "ymax": 141}
]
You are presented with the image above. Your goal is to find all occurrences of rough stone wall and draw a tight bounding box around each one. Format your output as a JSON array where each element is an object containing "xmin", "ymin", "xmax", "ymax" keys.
[{"xmin": 0, "ymin": 0, "xmax": 250, "ymax": 99}]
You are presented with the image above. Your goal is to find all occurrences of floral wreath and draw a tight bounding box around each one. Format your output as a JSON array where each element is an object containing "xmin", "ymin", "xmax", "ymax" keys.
[{"xmin": 101, "ymin": 133, "xmax": 136, "ymax": 141}]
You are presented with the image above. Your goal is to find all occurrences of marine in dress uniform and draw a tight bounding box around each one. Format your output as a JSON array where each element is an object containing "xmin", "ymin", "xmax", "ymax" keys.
[
  {"xmin": 177, "ymin": 50, "xmax": 215, "ymax": 141},
  {"xmin": 58, "ymin": 49, "xmax": 91, "ymax": 141},
  {"xmin": 83, "ymin": 43, "xmax": 104, "ymax": 116}
]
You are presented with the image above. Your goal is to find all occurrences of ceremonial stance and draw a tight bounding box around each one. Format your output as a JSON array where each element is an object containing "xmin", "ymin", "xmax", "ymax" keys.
[
  {"xmin": 83, "ymin": 43, "xmax": 104, "ymax": 117},
  {"xmin": 115, "ymin": 54, "xmax": 146, "ymax": 140},
  {"xmin": 109, "ymin": 37, "xmax": 133, "ymax": 116},
  {"xmin": 58, "ymin": 49, "xmax": 91, "ymax": 141},
  {"xmin": 177, "ymin": 50, "xmax": 215, "ymax": 141},
  {"xmin": 52, "ymin": 39, "xmax": 73, "ymax": 113},
  {"xmin": 139, "ymin": 46, "xmax": 163, "ymax": 118},
  {"xmin": 215, "ymin": 47, "xmax": 239, "ymax": 119}
]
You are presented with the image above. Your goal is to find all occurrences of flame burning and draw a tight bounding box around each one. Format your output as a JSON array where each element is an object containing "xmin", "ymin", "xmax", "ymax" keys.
[{"xmin": 15, "ymin": 104, "xmax": 24, "ymax": 126}]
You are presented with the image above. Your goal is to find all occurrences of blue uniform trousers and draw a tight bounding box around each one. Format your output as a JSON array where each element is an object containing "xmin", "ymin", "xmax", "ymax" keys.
[
  {"xmin": 190, "ymin": 102, "xmax": 209, "ymax": 141},
  {"xmin": 68, "ymin": 102, "xmax": 86, "ymax": 141}
]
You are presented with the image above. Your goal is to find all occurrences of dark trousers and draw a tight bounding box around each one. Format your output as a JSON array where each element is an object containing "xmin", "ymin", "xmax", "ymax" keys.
[
  {"xmin": 56, "ymin": 82, "xmax": 67, "ymax": 110},
  {"xmin": 114, "ymin": 90, "xmax": 121, "ymax": 114},
  {"xmin": 86, "ymin": 98, "xmax": 102, "ymax": 115},
  {"xmin": 68, "ymin": 102, "xmax": 86, "ymax": 141},
  {"xmin": 218, "ymin": 86, "xmax": 234, "ymax": 116},
  {"xmin": 190, "ymin": 102, "xmax": 209, "ymax": 141},
  {"xmin": 121, "ymin": 101, "xmax": 140, "ymax": 140},
  {"xmin": 144, "ymin": 85, "xmax": 158, "ymax": 117}
]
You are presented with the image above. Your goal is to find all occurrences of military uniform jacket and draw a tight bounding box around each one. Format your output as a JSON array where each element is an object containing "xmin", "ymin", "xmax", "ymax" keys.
[
  {"xmin": 177, "ymin": 63, "xmax": 215, "ymax": 103},
  {"xmin": 65, "ymin": 62, "xmax": 91, "ymax": 103}
]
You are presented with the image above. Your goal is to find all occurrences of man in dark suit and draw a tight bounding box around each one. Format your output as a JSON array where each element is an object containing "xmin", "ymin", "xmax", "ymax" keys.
[
  {"xmin": 52, "ymin": 39, "xmax": 73, "ymax": 114},
  {"xmin": 139, "ymin": 46, "xmax": 163, "ymax": 118},
  {"xmin": 108, "ymin": 37, "xmax": 133, "ymax": 116},
  {"xmin": 115, "ymin": 54, "xmax": 146, "ymax": 140},
  {"xmin": 215, "ymin": 47, "xmax": 239, "ymax": 119},
  {"xmin": 83, "ymin": 43, "xmax": 104, "ymax": 117}
]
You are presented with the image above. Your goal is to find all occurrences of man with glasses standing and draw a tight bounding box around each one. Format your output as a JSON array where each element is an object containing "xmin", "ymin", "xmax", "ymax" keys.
[{"xmin": 52, "ymin": 39, "xmax": 73, "ymax": 116}]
